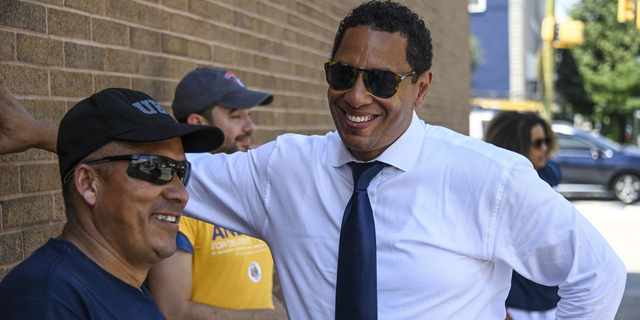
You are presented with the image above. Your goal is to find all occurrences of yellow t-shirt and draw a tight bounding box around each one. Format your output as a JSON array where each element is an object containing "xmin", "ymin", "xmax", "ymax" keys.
[{"xmin": 177, "ymin": 216, "xmax": 275, "ymax": 310}]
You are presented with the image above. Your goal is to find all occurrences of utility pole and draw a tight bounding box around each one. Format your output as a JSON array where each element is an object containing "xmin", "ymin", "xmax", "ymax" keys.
[{"xmin": 541, "ymin": 0, "xmax": 556, "ymax": 122}]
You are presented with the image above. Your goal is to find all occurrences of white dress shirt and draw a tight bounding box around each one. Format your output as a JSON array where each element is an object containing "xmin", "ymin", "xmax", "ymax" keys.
[{"xmin": 185, "ymin": 112, "xmax": 626, "ymax": 319}]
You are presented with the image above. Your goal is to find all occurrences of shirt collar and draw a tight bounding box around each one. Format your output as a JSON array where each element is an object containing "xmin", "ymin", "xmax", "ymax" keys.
[{"xmin": 329, "ymin": 111, "xmax": 425, "ymax": 172}]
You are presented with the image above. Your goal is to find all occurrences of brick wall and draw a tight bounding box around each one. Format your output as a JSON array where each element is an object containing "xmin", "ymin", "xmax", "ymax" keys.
[{"xmin": 0, "ymin": 0, "xmax": 469, "ymax": 279}]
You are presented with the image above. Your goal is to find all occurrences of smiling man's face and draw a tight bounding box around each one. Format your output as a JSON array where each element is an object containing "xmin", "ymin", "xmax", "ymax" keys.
[
  {"xmin": 328, "ymin": 25, "xmax": 432, "ymax": 161},
  {"xmin": 91, "ymin": 138, "xmax": 189, "ymax": 267}
]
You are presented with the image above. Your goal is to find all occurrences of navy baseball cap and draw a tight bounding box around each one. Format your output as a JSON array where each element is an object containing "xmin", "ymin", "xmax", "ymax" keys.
[
  {"xmin": 57, "ymin": 88, "xmax": 224, "ymax": 183},
  {"xmin": 172, "ymin": 68, "xmax": 274, "ymax": 122}
]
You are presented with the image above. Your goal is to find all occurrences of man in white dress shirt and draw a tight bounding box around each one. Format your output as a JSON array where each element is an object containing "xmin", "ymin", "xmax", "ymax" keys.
[{"xmin": 0, "ymin": 1, "xmax": 627, "ymax": 319}]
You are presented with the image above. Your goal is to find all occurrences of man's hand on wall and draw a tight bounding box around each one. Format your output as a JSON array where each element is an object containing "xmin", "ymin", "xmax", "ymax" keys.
[{"xmin": 0, "ymin": 78, "xmax": 58, "ymax": 154}]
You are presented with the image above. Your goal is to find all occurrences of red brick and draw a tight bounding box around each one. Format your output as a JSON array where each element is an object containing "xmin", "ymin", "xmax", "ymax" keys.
[
  {"xmin": 130, "ymin": 27, "xmax": 161, "ymax": 52},
  {"xmin": 0, "ymin": 1, "xmax": 46, "ymax": 32},
  {"xmin": 0, "ymin": 64, "xmax": 48, "ymax": 95},
  {"xmin": 51, "ymin": 70, "xmax": 93, "ymax": 97},
  {"xmin": 64, "ymin": 43, "xmax": 104, "ymax": 71},
  {"xmin": 92, "ymin": 19, "xmax": 129, "ymax": 46},
  {"xmin": 0, "ymin": 31, "xmax": 14, "ymax": 60},
  {"xmin": 48, "ymin": 9, "xmax": 91, "ymax": 40},
  {"xmin": 2, "ymin": 195, "xmax": 52, "ymax": 228}
]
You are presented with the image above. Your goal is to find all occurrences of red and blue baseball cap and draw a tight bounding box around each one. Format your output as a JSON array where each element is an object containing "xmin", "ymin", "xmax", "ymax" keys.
[{"xmin": 172, "ymin": 68, "xmax": 273, "ymax": 122}]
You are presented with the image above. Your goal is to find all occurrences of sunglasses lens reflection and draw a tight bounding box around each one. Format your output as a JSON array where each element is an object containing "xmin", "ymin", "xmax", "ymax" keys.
[
  {"xmin": 325, "ymin": 62, "xmax": 401, "ymax": 98},
  {"xmin": 127, "ymin": 156, "xmax": 190, "ymax": 186},
  {"xmin": 326, "ymin": 63, "xmax": 356, "ymax": 90}
]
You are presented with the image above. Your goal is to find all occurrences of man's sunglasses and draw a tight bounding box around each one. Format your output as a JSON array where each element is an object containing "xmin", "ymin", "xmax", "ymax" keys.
[
  {"xmin": 62, "ymin": 154, "xmax": 191, "ymax": 187},
  {"xmin": 532, "ymin": 137, "xmax": 551, "ymax": 149},
  {"xmin": 324, "ymin": 61, "xmax": 416, "ymax": 98}
]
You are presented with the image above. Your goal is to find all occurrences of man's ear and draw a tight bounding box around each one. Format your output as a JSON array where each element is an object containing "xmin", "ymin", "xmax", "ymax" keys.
[
  {"xmin": 73, "ymin": 165, "xmax": 99, "ymax": 207},
  {"xmin": 186, "ymin": 113, "xmax": 209, "ymax": 125},
  {"xmin": 413, "ymin": 70, "xmax": 434, "ymax": 108}
]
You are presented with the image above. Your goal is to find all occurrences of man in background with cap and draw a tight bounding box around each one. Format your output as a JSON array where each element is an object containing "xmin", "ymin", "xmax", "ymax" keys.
[
  {"xmin": 147, "ymin": 68, "xmax": 287, "ymax": 320},
  {"xmin": 0, "ymin": 83, "xmax": 223, "ymax": 319}
]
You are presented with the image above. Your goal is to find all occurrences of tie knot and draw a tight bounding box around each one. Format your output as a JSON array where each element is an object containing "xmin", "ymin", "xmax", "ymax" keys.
[{"xmin": 350, "ymin": 161, "xmax": 388, "ymax": 191}]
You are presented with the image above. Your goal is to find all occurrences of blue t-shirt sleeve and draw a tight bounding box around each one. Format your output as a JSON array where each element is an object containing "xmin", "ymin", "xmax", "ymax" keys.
[
  {"xmin": 175, "ymin": 231, "xmax": 194, "ymax": 253},
  {"xmin": 8, "ymin": 300, "xmax": 82, "ymax": 320}
]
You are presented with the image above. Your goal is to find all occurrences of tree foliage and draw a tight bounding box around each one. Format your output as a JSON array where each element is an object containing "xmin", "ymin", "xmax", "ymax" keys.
[
  {"xmin": 557, "ymin": 0, "xmax": 640, "ymax": 141},
  {"xmin": 470, "ymin": 35, "xmax": 485, "ymax": 72}
]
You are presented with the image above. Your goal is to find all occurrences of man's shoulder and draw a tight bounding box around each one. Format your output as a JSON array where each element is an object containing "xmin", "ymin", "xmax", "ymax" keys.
[
  {"xmin": 274, "ymin": 131, "xmax": 336, "ymax": 147},
  {"xmin": 421, "ymin": 124, "xmax": 525, "ymax": 168},
  {"xmin": 0, "ymin": 239, "xmax": 80, "ymax": 318}
]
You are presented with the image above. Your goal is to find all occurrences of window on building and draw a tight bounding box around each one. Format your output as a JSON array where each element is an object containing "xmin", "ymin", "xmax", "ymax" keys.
[{"xmin": 469, "ymin": 0, "xmax": 487, "ymax": 13}]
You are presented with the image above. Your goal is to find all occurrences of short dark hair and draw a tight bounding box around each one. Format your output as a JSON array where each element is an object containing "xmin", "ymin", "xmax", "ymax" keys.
[
  {"xmin": 61, "ymin": 141, "xmax": 130, "ymax": 220},
  {"xmin": 484, "ymin": 112, "xmax": 557, "ymax": 158},
  {"xmin": 330, "ymin": 0, "xmax": 433, "ymax": 82},
  {"xmin": 176, "ymin": 106, "xmax": 216, "ymax": 124}
]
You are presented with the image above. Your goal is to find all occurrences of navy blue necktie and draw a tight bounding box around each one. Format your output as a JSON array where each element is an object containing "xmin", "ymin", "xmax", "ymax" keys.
[{"xmin": 335, "ymin": 161, "xmax": 388, "ymax": 320}]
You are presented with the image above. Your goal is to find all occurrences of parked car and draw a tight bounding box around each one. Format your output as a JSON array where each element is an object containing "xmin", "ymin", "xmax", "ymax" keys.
[{"xmin": 552, "ymin": 123, "xmax": 640, "ymax": 203}]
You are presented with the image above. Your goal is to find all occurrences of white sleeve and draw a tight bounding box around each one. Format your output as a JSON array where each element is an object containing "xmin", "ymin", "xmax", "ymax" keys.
[
  {"xmin": 492, "ymin": 159, "xmax": 626, "ymax": 319},
  {"xmin": 183, "ymin": 140, "xmax": 276, "ymax": 240}
]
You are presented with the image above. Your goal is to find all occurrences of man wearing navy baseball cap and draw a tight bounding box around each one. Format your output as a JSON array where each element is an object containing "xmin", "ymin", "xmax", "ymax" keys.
[
  {"xmin": 148, "ymin": 68, "xmax": 288, "ymax": 320},
  {"xmin": 0, "ymin": 85, "xmax": 223, "ymax": 319},
  {"xmin": 172, "ymin": 67, "xmax": 273, "ymax": 153}
]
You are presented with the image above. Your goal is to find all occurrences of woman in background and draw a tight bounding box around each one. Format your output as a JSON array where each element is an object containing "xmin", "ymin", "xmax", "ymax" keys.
[{"xmin": 484, "ymin": 112, "xmax": 561, "ymax": 320}]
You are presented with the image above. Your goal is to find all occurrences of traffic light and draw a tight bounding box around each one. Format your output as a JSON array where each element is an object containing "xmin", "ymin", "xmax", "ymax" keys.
[
  {"xmin": 555, "ymin": 19, "xmax": 585, "ymax": 49},
  {"xmin": 541, "ymin": 16, "xmax": 585, "ymax": 49},
  {"xmin": 618, "ymin": 0, "xmax": 636, "ymax": 23}
]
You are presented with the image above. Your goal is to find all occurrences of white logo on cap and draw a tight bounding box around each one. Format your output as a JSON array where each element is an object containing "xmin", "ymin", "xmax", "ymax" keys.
[
  {"xmin": 224, "ymin": 72, "xmax": 246, "ymax": 88},
  {"xmin": 132, "ymin": 100, "xmax": 168, "ymax": 115}
]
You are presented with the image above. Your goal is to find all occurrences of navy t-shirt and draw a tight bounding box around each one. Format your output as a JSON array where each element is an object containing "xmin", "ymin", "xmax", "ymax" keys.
[
  {"xmin": 506, "ymin": 161, "xmax": 562, "ymax": 310},
  {"xmin": 0, "ymin": 238, "xmax": 165, "ymax": 320}
]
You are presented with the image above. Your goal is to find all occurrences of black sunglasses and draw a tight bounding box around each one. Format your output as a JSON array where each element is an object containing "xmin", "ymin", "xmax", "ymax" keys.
[
  {"xmin": 62, "ymin": 154, "xmax": 191, "ymax": 187},
  {"xmin": 324, "ymin": 61, "xmax": 416, "ymax": 98},
  {"xmin": 532, "ymin": 137, "xmax": 551, "ymax": 149}
]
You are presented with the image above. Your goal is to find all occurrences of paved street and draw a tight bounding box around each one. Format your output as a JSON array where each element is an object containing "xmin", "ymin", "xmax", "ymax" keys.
[{"xmin": 570, "ymin": 199, "xmax": 640, "ymax": 320}]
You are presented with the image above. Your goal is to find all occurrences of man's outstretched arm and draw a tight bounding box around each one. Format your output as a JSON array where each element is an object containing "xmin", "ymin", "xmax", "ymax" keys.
[
  {"xmin": 147, "ymin": 250, "xmax": 288, "ymax": 320},
  {"xmin": 0, "ymin": 78, "xmax": 58, "ymax": 154}
]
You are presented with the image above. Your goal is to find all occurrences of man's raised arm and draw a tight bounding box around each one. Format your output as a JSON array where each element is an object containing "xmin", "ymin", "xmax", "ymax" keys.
[{"xmin": 0, "ymin": 78, "xmax": 58, "ymax": 154}]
